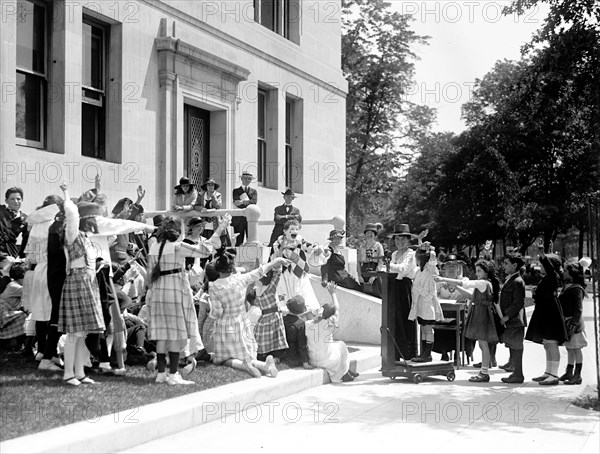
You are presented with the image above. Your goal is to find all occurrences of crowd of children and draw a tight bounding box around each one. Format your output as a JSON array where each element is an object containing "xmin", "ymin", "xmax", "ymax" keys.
[{"xmin": 0, "ymin": 178, "xmax": 359, "ymax": 387}]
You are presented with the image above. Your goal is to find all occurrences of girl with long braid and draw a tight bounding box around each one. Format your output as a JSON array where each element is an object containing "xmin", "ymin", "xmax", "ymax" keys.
[{"xmin": 147, "ymin": 215, "xmax": 230, "ymax": 385}]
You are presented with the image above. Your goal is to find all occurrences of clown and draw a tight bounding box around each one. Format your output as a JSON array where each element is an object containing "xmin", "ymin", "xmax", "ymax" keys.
[{"xmin": 270, "ymin": 220, "xmax": 324, "ymax": 312}]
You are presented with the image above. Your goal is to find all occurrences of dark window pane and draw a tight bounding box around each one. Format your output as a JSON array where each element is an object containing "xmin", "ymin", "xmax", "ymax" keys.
[
  {"xmin": 82, "ymin": 102, "xmax": 105, "ymax": 159},
  {"xmin": 257, "ymin": 140, "xmax": 266, "ymax": 183},
  {"xmin": 285, "ymin": 100, "xmax": 292, "ymax": 144},
  {"xmin": 83, "ymin": 22, "xmax": 103, "ymax": 90},
  {"xmin": 257, "ymin": 92, "xmax": 265, "ymax": 138},
  {"xmin": 16, "ymin": 0, "xmax": 45, "ymax": 73},
  {"xmin": 260, "ymin": 0, "xmax": 277, "ymax": 31},
  {"xmin": 15, "ymin": 71, "xmax": 42, "ymax": 142}
]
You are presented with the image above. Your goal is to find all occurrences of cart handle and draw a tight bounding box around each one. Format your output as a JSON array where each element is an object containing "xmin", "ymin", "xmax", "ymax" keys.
[{"xmin": 380, "ymin": 326, "xmax": 409, "ymax": 367}]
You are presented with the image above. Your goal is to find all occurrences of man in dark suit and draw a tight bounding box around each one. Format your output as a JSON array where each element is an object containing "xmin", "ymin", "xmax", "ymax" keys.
[
  {"xmin": 499, "ymin": 253, "xmax": 527, "ymax": 383},
  {"xmin": 232, "ymin": 171, "xmax": 258, "ymax": 246},
  {"xmin": 268, "ymin": 189, "xmax": 302, "ymax": 247}
]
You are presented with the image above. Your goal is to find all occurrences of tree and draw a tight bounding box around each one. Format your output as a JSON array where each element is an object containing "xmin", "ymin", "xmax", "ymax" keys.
[{"xmin": 342, "ymin": 0, "xmax": 434, "ymax": 236}]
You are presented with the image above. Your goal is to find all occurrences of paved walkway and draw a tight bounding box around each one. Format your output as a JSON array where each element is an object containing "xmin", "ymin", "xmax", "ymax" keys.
[{"xmin": 122, "ymin": 299, "xmax": 599, "ymax": 454}]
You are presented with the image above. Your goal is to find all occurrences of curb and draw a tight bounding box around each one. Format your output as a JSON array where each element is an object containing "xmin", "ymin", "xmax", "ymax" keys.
[{"xmin": 0, "ymin": 345, "xmax": 381, "ymax": 454}]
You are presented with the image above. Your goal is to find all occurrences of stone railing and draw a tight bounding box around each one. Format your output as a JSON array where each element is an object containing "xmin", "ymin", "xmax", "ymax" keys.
[{"xmin": 145, "ymin": 205, "xmax": 262, "ymax": 244}]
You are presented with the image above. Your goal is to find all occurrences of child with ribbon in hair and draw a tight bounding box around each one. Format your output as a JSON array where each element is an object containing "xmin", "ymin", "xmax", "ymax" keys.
[
  {"xmin": 270, "ymin": 220, "xmax": 324, "ymax": 312},
  {"xmin": 209, "ymin": 249, "xmax": 290, "ymax": 378},
  {"xmin": 147, "ymin": 215, "xmax": 230, "ymax": 385},
  {"xmin": 408, "ymin": 242, "xmax": 443, "ymax": 363},
  {"xmin": 57, "ymin": 183, "xmax": 107, "ymax": 386},
  {"xmin": 558, "ymin": 258, "xmax": 589, "ymax": 385}
]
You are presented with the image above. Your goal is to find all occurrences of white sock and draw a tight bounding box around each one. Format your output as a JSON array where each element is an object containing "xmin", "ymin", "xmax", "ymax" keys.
[{"xmin": 549, "ymin": 361, "xmax": 560, "ymax": 377}]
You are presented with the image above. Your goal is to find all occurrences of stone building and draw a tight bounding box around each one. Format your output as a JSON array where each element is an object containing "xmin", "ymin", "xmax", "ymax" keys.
[{"xmin": 0, "ymin": 0, "xmax": 347, "ymax": 242}]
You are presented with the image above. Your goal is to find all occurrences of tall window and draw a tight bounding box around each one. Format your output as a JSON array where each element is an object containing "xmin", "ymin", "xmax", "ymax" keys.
[
  {"xmin": 82, "ymin": 18, "xmax": 107, "ymax": 159},
  {"xmin": 16, "ymin": 0, "xmax": 47, "ymax": 148},
  {"xmin": 257, "ymin": 90, "xmax": 267, "ymax": 184},
  {"xmin": 254, "ymin": 0, "xmax": 298, "ymax": 42},
  {"xmin": 285, "ymin": 99, "xmax": 293, "ymax": 188}
]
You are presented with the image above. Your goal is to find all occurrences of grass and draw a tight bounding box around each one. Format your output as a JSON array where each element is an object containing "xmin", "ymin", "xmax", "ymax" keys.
[
  {"xmin": 0, "ymin": 351, "xmax": 258, "ymax": 442},
  {"xmin": 573, "ymin": 388, "xmax": 600, "ymax": 412}
]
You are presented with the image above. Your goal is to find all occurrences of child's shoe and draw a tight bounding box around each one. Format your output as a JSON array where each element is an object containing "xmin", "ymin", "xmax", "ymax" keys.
[
  {"xmin": 264, "ymin": 355, "xmax": 278, "ymax": 378},
  {"xmin": 155, "ymin": 372, "xmax": 168, "ymax": 384},
  {"xmin": 167, "ymin": 372, "xmax": 194, "ymax": 385},
  {"xmin": 38, "ymin": 359, "xmax": 62, "ymax": 371},
  {"xmin": 182, "ymin": 358, "xmax": 197, "ymax": 377}
]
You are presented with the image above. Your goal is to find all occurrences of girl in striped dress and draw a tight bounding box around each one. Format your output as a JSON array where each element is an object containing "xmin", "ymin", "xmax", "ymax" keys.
[
  {"xmin": 253, "ymin": 266, "xmax": 288, "ymax": 362},
  {"xmin": 147, "ymin": 215, "xmax": 228, "ymax": 386},
  {"xmin": 57, "ymin": 184, "xmax": 106, "ymax": 386},
  {"xmin": 210, "ymin": 250, "xmax": 290, "ymax": 378}
]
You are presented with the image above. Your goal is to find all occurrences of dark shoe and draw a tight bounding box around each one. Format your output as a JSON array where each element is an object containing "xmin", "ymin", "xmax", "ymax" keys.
[
  {"xmin": 341, "ymin": 372, "xmax": 355, "ymax": 382},
  {"xmin": 501, "ymin": 374, "xmax": 524, "ymax": 384},
  {"xmin": 195, "ymin": 348, "xmax": 212, "ymax": 362},
  {"xmin": 501, "ymin": 365, "xmax": 515, "ymax": 373},
  {"xmin": 473, "ymin": 362, "xmax": 482, "ymax": 368},
  {"xmin": 500, "ymin": 361, "xmax": 513, "ymax": 370},
  {"xmin": 532, "ymin": 373, "xmax": 551, "ymax": 382},
  {"xmin": 564, "ymin": 374, "xmax": 582, "ymax": 385},
  {"xmin": 490, "ymin": 360, "xmax": 497, "ymax": 368},
  {"xmin": 441, "ymin": 352, "xmax": 450, "ymax": 361},
  {"xmin": 559, "ymin": 366, "xmax": 574, "ymax": 382},
  {"xmin": 348, "ymin": 370, "xmax": 360, "ymax": 378},
  {"xmin": 469, "ymin": 373, "xmax": 490, "ymax": 383}
]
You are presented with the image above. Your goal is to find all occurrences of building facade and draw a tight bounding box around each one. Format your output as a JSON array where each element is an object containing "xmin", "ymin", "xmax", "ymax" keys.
[{"xmin": 0, "ymin": 0, "xmax": 347, "ymax": 243}]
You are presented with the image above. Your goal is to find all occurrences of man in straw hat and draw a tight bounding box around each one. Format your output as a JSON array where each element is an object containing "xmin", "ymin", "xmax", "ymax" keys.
[
  {"xmin": 232, "ymin": 171, "xmax": 257, "ymax": 246},
  {"xmin": 268, "ymin": 188, "xmax": 302, "ymax": 247}
]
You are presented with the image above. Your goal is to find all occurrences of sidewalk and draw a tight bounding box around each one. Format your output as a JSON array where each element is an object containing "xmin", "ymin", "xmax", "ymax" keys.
[{"xmin": 1, "ymin": 299, "xmax": 598, "ymax": 453}]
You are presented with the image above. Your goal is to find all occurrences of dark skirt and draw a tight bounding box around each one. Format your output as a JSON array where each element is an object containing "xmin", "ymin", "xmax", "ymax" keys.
[
  {"xmin": 58, "ymin": 268, "xmax": 105, "ymax": 333},
  {"xmin": 465, "ymin": 302, "xmax": 498, "ymax": 343},
  {"xmin": 525, "ymin": 296, "xmax": 568, "ymax": 344}
]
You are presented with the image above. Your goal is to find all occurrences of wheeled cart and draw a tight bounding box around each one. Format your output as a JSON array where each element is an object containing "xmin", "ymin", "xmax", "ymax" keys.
[{"xmin": 381, "ymin": 328, "xmax": 455, "ymax": 384}]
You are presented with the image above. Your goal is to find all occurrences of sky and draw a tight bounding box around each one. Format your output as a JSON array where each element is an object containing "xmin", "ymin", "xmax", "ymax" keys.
[{"xmin": 389, "ymin": 0, "xmax": 551, "ymax": 134}]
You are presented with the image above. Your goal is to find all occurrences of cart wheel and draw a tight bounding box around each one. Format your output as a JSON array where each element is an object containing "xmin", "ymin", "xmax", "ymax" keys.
[
  {"xmin": 447, "ymin": 372, "xmax": 455, "ymax": 382},
  {"xmin": 413, "ymin": 374, "xmax": 423, "ymax": 384},
  {"xmin": 390, "ymin": 376, "xmax": 397, "ymax": 380}
]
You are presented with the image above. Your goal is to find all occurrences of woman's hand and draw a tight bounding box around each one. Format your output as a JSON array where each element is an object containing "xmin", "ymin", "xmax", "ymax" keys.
[
  {"xmin": 136, "ymin": 185, "xmax": 146, "ymax": 203},
  {"xmin": 216, "ymin": 214, "xmax": 231, "ymax": 234},
  {"xmin": 326, "ymin": 281, "xmax": 337, "ymax": 295},
  {"xmin": 303, "ymin": 362, "xmax": 314, "ymax": 370}
]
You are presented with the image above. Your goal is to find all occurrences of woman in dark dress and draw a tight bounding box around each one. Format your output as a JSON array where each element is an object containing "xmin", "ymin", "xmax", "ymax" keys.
[
  {"xmin": 321, "ymin": 230, "xmax": 362, "ymax": 291},
  {"xmin": 525, "ymin": 246, "xmax": 567, "ymax": 385}
]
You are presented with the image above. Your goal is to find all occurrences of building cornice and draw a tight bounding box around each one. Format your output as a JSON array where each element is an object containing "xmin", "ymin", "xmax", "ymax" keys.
[
  {"xmin": 140, "ymin": 0, "xmax": 348, "ymax": 98},
  {"xmin": 156, "ymin": 36, "xmax": 251, "ymax": 83}
]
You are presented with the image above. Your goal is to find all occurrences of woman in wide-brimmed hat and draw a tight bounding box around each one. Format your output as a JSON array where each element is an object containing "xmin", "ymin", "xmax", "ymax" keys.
[
  {"xmin": 172, "ymin": 177, "xmax": 198, "ymax": 212},
  {"xmin": 195, "ymin": 178, "xmax": 230, "ymax": 247},
  {"xmin": 321, "ymin": 230, "xmax": 362, "ymax": 292},
  {"xmin": 357, "ymin": 223, "xmax": 385, "ymax": 297},
  {"xmin": 387, "ymin": 224, "xmax": 419, "ymax": 360}
]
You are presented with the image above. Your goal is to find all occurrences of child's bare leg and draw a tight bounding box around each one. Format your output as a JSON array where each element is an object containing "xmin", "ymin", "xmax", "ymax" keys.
[
  {"xmin": 252, "ymin": 355, "xmax": 278, "ymax": 378},
  {"xmin": 224, "ymin": 359, "xmax": 261, "ymax": 378}
]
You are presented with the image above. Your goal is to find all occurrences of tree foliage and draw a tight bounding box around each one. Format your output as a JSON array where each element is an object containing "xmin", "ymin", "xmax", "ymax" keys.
[{"xmin": 342, "ymin": 0, "xmax": 434, "ymax": 236}]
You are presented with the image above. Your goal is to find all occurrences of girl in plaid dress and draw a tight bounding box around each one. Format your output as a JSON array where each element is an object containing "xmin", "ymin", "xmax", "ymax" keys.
[
  {"xmin": 253, "ymin": 266, "xmax": 288, "ymax": 362},
  {"xmin": 210, "ymin": 250, "xmax": 290, "ymax": 378},
  {"xmin": 57, "ymin": 184, "xmax": 106, "ymax": 386},
  {"xmin": 147, "ymin": 215, "xmax": 228, "ymax": 386}
]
